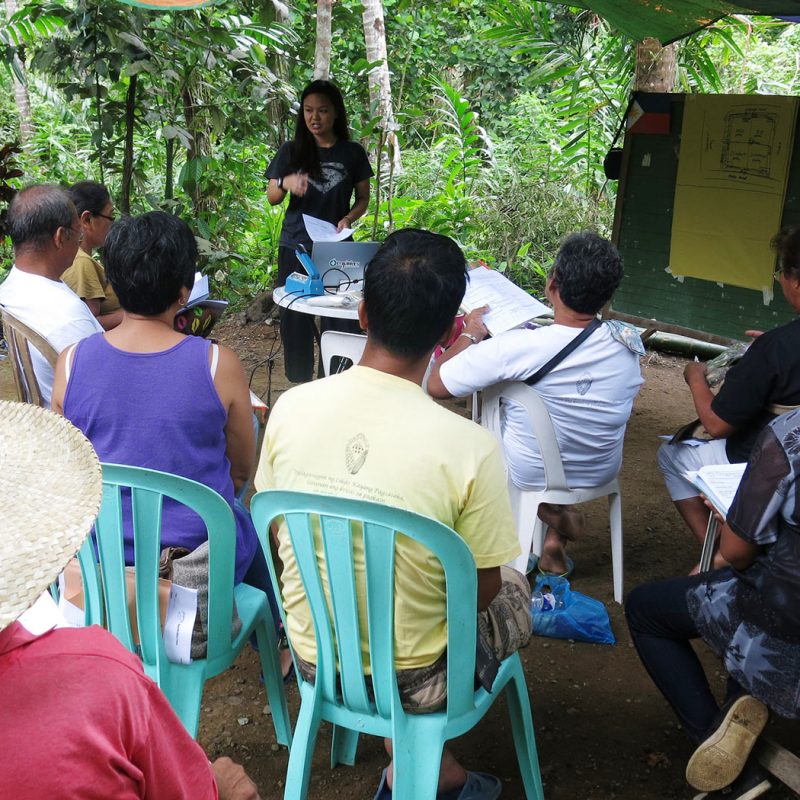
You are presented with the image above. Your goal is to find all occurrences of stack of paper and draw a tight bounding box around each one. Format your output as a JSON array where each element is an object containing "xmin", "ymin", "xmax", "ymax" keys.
[
  {"xmin": 684, "ymin": 463, "xmax": 747, "ymax": 516},
  {"xmin": 181, "ymin": 272, "xmax": 228, "ymax": 315},
  {"xmin": 461, "ymin": 266, "xmax": 551, "ymax": 335}
]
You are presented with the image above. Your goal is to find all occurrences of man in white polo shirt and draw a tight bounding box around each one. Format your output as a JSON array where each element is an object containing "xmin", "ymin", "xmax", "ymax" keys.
[
  {"xmin": 0, "ymin": 184, "xmax": 103, "ymax": 406},
  {"xmin": 428, "ymin": 231, "xmax": 644, "ymax": 578}
]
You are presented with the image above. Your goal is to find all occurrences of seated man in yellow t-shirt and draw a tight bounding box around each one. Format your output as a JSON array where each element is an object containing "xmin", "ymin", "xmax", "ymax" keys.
[
  {"xmin": 255, "ymin": 228, "xmax": 531, "ymax": 799},
  {"xmin": 61, "ymin": 181, "xmax": 122, "ymax": 331}
]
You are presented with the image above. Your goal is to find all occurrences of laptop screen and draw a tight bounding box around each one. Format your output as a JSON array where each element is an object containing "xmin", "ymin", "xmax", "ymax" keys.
[{"xmin": 311, "ymin": 241, "xmax": 380, "ymax": 289}]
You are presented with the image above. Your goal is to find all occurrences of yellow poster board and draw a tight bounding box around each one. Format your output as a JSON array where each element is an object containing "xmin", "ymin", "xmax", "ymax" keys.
[{"xmin": 670, "ymin": 95, "xmax": 798, "ymax": 295}]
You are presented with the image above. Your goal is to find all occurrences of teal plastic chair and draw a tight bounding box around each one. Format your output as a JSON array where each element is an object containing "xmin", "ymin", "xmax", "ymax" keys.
[
  {"xmin": 250, "ymin": 489, "xmax": 544, "ymax": 800},
  {"xmin": 86, "ymin": 463, "xmax": 292, "ymax": 744},
  {"xmin": 50, "ymin": 537, "xmax": 104, "ymax": 625}
]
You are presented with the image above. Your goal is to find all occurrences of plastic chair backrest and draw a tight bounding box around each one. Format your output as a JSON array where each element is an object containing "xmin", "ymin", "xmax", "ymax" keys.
[
  {"xmin": 251, "ymin": 490, "xmax": 479, "ymax": 721},
  {"xmin": 319, "ymin": 331, "xmax": 367, "ymax": 376},
  {"xmin": 481, "ymin": 380, "xmax": 569, "ymax": 491},
  {"xmin": 0, "ymin": 305, "xmax": 58, "ymax": 407},
  {"xmin": 94, "ymin": 463, "xmax": 237, "ymax": 673}
]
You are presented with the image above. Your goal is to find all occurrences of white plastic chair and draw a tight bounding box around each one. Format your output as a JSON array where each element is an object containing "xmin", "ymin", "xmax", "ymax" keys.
[
  {"xmin": 481, "ymin": 381, "xmax": 624, "ymax": 603},
  {"xmin": 319, "ymin": 331, "xmax": 367, "ymax": 376}
]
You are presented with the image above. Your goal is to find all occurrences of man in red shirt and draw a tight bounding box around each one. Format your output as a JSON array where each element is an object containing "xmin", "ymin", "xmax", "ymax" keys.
[{"xmin": 0, "ymin": 400, "xmax": 260, "ymax": 800}]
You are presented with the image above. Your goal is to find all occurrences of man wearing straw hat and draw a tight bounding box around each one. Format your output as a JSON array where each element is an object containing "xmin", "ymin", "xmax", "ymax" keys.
[{"xmin": 0, "ymin": 400, "xmax": 259, "ymax": 800}]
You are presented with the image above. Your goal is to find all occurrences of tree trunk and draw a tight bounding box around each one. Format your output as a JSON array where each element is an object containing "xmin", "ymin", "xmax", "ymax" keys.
[
  {"xmin": 634, "ymin": 38, "xmax": 677, "ymax": 92},
  {"xmin": 361, "ymin": 0, "xmax": 401, "ymax": 172},
  {"xmin": 271, "ymin": 0, "xmax": 289, "ymax": 19},
  {"xmin": 264, "ymin": 0, "xmax": 291, "ymax": 136},
  {"xmin": 165, "ymin": 137, "xmax": 174, "ymax": 201},
  {"xmin": 4, "ymin": 0, "xmax": 35, "ymax": 147},
  {"xmin": 314, "ymin": 0, "xmax": 333, "ymax": 80},
  {"xmin": 120, "ymin": 74, "xmax": 137, "ymax": 215}
]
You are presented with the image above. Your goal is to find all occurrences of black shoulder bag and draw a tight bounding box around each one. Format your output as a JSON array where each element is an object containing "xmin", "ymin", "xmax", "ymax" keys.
[{"xmin": 524, "ymin": 318, "xmax": 602, "ymax": 386}]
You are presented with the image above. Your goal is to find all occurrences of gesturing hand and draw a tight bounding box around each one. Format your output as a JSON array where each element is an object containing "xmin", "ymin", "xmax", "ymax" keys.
[{"xmin": 285, "ymin": 172, "xmax": 308, "ymax": 197}]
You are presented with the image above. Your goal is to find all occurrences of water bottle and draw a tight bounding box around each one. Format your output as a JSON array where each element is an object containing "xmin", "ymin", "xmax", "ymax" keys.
[
  {"xmin": 531, "ymin": 585, "xmax": 565, "ymax": 612},
  {"xmin": 531, "ymin": 589, "xmax": 556, "ymax": 612}
]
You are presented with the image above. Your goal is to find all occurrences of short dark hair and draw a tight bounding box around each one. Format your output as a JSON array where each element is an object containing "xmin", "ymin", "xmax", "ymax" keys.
[
  {"xmin": 772, "ymin": 225, "xmax": 800, "ymax": 278},
  {"xmin": 103, "ymin": 211, "xmax": 197, "ymax": 316},
  {"xmin": 67, "ymin": 181, "xmax": 110, "ymax": 216},
  {"xmin": 363, "ymin": 228, "xmax": 467, "ymax": 359},
  {"xmin": 7, "ymin": 184, "xmax": 75, "ymax": 249},
  {"xmin": 550, "ymin": 231, "xmax": 623, "ymax": 314}
]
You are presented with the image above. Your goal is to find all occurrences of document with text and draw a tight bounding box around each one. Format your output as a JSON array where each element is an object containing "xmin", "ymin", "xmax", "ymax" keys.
[
  {"xmin": 684, "ymin": 463, "xmax": 747, "ymax": 516},
  {"xmin": 461, "ymin": 266, "xmax": 551, "ymax": 335}
]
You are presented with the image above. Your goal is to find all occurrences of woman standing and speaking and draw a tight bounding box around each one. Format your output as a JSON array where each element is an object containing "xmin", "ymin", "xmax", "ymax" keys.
[{"xmin": 267, "ymin": 80, "xmax": 373, "ymax": 382}]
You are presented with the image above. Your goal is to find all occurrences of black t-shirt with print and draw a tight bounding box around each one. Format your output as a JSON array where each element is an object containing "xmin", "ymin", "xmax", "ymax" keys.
[
  {"xmin": 266, "ymin": 140, "xmax": 373, "ymax": 250},
  {"xmin": 712, "ymin": 317, "xmax": 800, "ymax": 462}
]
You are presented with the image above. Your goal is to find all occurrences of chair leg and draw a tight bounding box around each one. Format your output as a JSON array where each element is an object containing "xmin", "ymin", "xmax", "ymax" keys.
[
  {"xmin": 530, "ymin": 515, "xmax": 547, "ymax": 559},
  {"xmin": 390, "ymin": 718, "xmax": 446, "ymax": 800},
  {"xmin": 511, "ymin": 488, "xmax": 539, "ymax": 574},
  {"xmin": 505, "ymin": 658, "xmax": 545, "ymax": 800},
  {"xmin": 330, "ymin": 725, "xmax": 359, "ymax": 768},
  {"xmin": 608, "ymin": 491, "xmax": 623, "ymax": 604},
  {"xmin": 283, "ymin": 692, "xmax": 323, "ymax": 800},
  {"xmin": 156, "ymin": 666, "xmax": 205, "ymax": 738},
  {"xmin": 254, "ymin": 621, "xmax": 293, "ymax": 748}
]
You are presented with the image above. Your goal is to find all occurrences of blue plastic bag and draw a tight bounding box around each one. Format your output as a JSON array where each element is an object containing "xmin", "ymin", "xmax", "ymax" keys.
[{"xmin": 531, "ymin": 574, "xmax": 615, "ymax": 645}]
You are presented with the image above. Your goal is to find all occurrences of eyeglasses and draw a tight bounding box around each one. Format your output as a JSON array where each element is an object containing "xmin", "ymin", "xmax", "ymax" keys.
[
  {"xmin": 96, "ymin": 212, "xmax": 116, "ymax": 223},
  {"xmin": 774, "ymin": 268, "xmax": 785, "ymax": 282}
]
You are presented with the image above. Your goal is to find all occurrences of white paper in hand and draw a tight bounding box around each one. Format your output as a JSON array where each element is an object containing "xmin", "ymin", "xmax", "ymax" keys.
[
  {"xmin": 303, "ymin": 214, "xmax": 353, "ymax": 243},
  {"xmin": 684, "ymin": 463, "xmax": 747, "ymax": 516},
  {"xmin": 462, "ymin": 266, "xmax": 551, "ymax": 335}
]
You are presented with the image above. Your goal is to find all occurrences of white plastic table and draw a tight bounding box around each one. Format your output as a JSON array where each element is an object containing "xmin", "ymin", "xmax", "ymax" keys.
[{"xmin": 272, "ymin": 286, "xmax": 360, "ymax": 321}]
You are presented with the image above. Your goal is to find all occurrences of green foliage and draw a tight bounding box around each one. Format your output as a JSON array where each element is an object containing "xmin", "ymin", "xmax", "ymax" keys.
[
  {"xmin": 0, "ymin": 1, "xmax": 798, "ymax": 309},
  {"xmin": 0, "ymin": 142, "xmax": 23, "ymax": 238}
]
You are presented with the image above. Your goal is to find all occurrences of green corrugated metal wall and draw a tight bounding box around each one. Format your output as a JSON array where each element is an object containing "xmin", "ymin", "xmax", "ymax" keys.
[{"xmin": 612, "ymin": 95, "xmax": 800, "ymax": 340}]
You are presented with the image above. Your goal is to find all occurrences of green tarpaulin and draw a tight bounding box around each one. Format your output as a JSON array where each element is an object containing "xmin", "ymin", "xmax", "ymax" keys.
[{"xmin": 565, "ymin": 1, "xmax": 800, "ymax": 43}]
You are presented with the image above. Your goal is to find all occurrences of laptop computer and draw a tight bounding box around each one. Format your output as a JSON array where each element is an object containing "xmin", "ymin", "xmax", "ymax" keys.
[{"xmin": 311, "ymin": 241, "xmax": 380, "ymax": 289}]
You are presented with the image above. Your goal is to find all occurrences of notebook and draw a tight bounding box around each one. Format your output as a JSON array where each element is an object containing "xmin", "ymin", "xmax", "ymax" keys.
[{"xmin": 311, "ymin": 241, "xmax": 380, "ymax": 288}]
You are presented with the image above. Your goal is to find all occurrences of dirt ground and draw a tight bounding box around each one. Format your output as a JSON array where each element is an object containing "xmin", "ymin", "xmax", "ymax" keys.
[{"xmin": 3, "ymin": 316, "xmax": 798, "ymax": 800}]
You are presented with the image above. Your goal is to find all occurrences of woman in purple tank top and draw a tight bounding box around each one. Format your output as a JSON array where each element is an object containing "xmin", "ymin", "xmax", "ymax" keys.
[{"xmin": 51, "ymin": 211, "xmax": 280, "ymax": 637}]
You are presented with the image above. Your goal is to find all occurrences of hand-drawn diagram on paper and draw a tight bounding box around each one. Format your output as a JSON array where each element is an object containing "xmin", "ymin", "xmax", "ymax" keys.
[
  {"xmin": 669, "ymin": 95, "xmax": 798, "ymax": 293},
  {"xmin": 720, "ymin": 109, "xmax": 776, "ymax": 178}
]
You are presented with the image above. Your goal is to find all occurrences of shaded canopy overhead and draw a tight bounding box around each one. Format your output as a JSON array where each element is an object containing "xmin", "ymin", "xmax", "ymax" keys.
[{"xmin": 565, "ymin": 1, "xmax": 800, "ymax": 44}]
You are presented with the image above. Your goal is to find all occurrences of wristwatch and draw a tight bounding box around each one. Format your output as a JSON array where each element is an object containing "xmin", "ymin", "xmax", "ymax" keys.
[
  {"xmin": 459, "ymin": 332, "xmax": 479, "ymax": 344},
  {"xmin": 277, "ymin": 176, "xmax": 284, "ymax": 190}
]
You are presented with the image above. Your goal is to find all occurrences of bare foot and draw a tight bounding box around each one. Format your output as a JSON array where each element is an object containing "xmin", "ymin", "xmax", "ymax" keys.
[
  {"xmin": 537, "ymin": 526, "xmax": 570, "ymax": 575},
  {"xmin": 383, "ymin": 741, "xmax": 467, "ymax": 794},
  {"xmin": 537, "ymin": 503, "xmax": 584, "ymax": 542}
]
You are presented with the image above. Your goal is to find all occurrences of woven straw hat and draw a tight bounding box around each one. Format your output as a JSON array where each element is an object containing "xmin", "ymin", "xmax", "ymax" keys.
[{"xmin": 0, "ymin": 401, "xmax": 102, "ymax": 630}]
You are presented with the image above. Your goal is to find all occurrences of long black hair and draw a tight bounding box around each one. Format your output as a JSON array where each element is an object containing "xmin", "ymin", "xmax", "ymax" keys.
[{"xmin": 289, "ymin": 80, "xmax": 350, "ymax": 178}]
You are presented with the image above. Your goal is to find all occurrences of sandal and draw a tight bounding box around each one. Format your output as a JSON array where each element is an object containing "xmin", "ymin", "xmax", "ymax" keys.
[{"xmin": 528, "ymin": 555, "xmax": 575, "ymax": 579}]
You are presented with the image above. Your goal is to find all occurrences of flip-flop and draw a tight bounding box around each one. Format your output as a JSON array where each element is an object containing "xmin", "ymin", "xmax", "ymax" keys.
[
  {"xmin": 529, "ymin": 555, "xmax": 575, "ymax": 579},
  {"xmin": 373, "ymin": 768, "xmax": 391, "ymax": 800},
  {"xmin": 372, "ymin": 769, "xmax": 502, "ymax": 800}
]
